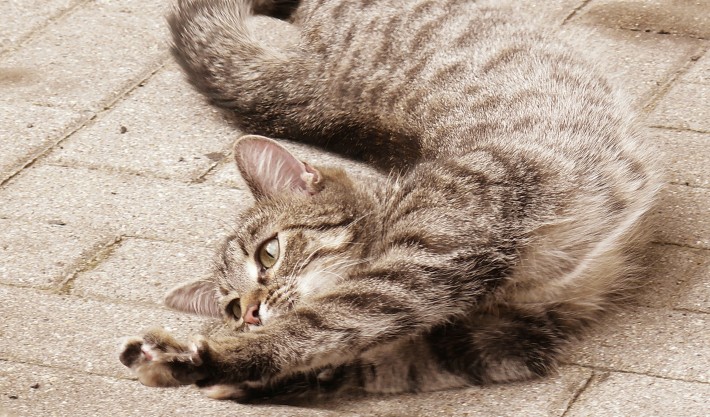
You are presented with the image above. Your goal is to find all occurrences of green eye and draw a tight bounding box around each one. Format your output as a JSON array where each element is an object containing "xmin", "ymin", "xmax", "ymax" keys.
[{"xmin": 258, "ymin": 237, "xmax": 280, "ymax": 269}]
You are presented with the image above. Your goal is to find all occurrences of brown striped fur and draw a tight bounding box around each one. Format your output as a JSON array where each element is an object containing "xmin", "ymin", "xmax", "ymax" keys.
[{"xmin": 119, "ymin": 0, "xmax": 660, "ymax": 401}]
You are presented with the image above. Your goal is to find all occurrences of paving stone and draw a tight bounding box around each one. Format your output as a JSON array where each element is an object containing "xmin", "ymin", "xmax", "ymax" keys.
[
  {"xmin": 567, "ymin": 307, "xmax": 709, "ymax": 382},
  {"xmin": 0, "ymin": 218, "xmax": 111, "ymax": 289},
  {"xmin": 1, "ymin": 0, "xmax": 169, "ymax": 113},
  {"xmin": 0, "ymin": 101, "xmax": 84, "ymax": 182},
  {"xmin": 637, "ymin": 244, "xmax": 710, "ymax": 313},
  {"xmin": 561, "ymin": 26, "xmax": 703, "ymax": 107},
  {"xmin": 649, "ymin": 82, "xmax": 710, "ymax": 132},
  {"xmin": 0, "ymin": 165, "xmax": 245, "ymax": 246},
  {"xmin": 0, "ymin": 286, "xmax": 208, "ymax": 378},
  {"xmin": 332, "ymin": 366, "xmax": 591, "ymax": 417},
  {"xmin": 675, "ymin": 266, "xmax": 710, "ymax": 314},
  {"xmin": 683, "ymin": 50, "xmax": 710, "ymax": 84},
  {"xmin": 565, "ymin": 371, "xmax": 710, "ymax": 417},
  {"xmin": 651, "ymin": 128, "xmax": 710, "ymax": 188},
  {"xmin": 47, "ymin": 64, "xmax": 239, "ymax": 182},
  {"xmin": 577, "ymin": 0, "xmax": 710, "ymax": 39},
  {"xmin": 0, "ymin": 362, "xmax": 346, "ymax": 417},
  {"xmin": 71, "ymin": 238, "xmax": 216, "ymax": 305},
  {"xmin": 0, "ymin": 0, "xmax": 78, "ymax": 52},
  {"xmin": 653, "ymin": 184, "xmax": 710, "ymax": 249}
]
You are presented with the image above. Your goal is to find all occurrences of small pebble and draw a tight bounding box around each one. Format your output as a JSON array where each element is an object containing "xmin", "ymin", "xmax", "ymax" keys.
[
  {"xmin": 30, "ymin": 383, "xmax": 40, "ymax": 389},
  {"xmin": 120, "ymin": 125, "xmax": 128, "ymax": 134}
]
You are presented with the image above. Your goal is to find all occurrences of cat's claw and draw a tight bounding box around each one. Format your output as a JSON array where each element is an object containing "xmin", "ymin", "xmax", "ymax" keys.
[{"xmin": 118, "ymin": 329, "xmax": 208, "ymax": 387}]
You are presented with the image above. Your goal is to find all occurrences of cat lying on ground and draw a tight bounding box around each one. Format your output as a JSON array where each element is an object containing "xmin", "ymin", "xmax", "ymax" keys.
[{"xmin": 119, "ymin": 0, "xmax": 659, "ymax": 401}]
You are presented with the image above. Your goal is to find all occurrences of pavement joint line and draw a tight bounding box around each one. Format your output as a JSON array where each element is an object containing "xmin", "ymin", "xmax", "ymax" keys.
[
  {"xmin": 192, "ymin": 150, "xmax": 236, "ymax": 184},
  {"xmin": 56, "ymin": 235, "xmax": 125, "ymax": 295},
  {"xmin": 648, "ymin": 124, "xmax": 710, "ymax": 135},
  {"xmin": 561, "ymin": 0, "xmax": 592, "ymax": 26},
  {"xmin": 565, "ymin": 364, "xmax": 709, "ymax": 385},
  {"xmin": 0, "ymin": 357, "xmax": 137, "ymax": 383},
  {"xmin": 642, "ymin": 44, "xmax": 710, "ymax": 114},
  {"xmin": 559, "ymin": 370, "xmax": 595, "ymax": 417},
  {"xmin": 0, "ymin": 0, "xmax": 92, "ymax": 57},
  {"xmin": 0, "ymin": 57, "xmax": 170, "ymax": 190}
]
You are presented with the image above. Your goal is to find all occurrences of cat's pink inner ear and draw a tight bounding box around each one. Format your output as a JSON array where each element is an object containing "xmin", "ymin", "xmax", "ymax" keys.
[
  {"xmin": 164, "ymin": 279, "xmax": 222, "ymax": 318},
  {"xmin": 234, "ymin": 135, "xmax": 321, "ymax": 198}
]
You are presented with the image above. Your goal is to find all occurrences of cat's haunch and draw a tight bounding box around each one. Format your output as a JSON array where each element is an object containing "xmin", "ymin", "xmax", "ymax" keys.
[{"xmin": 120, "ymin": 0, "xmax": 659, "ymax": 402}]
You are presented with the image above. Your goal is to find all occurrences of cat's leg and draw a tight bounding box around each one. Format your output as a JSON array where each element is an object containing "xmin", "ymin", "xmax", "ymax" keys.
[{"xmin": 427, "ymin": 310, "xmax": 572, "ymax": 384}]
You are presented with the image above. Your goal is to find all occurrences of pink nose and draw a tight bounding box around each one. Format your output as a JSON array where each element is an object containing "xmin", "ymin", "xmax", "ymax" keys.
[{"xmin": 244, "ymin": 303, "xmax": 261, "ymax": 325}]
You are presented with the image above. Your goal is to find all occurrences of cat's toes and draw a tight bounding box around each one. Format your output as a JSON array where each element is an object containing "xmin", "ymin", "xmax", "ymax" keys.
[{"xmin": 118, "ymin": 336, "xmax": 145, "ymax": 369}]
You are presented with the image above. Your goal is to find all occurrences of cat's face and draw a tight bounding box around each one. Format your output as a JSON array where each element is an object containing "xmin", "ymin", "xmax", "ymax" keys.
[{"xmin": 164, "ymin": 136, "xmax": 374, "ymax": 329}]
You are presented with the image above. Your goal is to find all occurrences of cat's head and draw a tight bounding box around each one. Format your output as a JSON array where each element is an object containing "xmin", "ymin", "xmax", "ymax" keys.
[{"xmin": 164, "ymin": 135, "xmax": 375, "ymax": 330}]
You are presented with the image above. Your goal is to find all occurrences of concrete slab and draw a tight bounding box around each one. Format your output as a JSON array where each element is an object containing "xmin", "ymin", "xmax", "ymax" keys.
[
  {"xmin": 0, "ymin": 101, "xmax": 84, "ymax": 182},
  {"xmin": 0, "ymin": 165, "xmax": 245, "ymax": 246},
  {"xmin": 576, "ymin": 0, "xmax": 710, "ymax": 39},
  {"xmin": 46, "ymin": 64, "xmax": 239, "ymax": 182},
  {"xmin": 71, "ymin": 237, "xmax": 216, "ymax": 305},
  {"xmin": 0, "ymin": 218, "xmax": 112, "ymax": 289},
  {"xmin": 565, "ymin": 371, "xmax": 710, "ymax": 417},
  {"xmin": 649, "ymin": 82, "xmax": 710, "ymax": 132},
  {"xmin": 1, "ymin": 0, "xmax": 169, "ymax": 113},
  {"xmin": 561, "ymin": 25, "xmax": 703, "ymax": 108},
  {"xmin": 653, "ymin": 184, "xmax": 710, "ymax": 249},
  {"xmin": 567, "ymin": 307, "xmax": 709, "ymax": 382},
  {"xmin": 683, "ymin": 50, "xmax": 710, "ymax": 84},
  {"xmin": 0, "ymin": 0, "xmax": 78, "ymax": 52},
  {"xmin": 0, "ymin": 362, "xmax": 347, "ymax": 417},
  {"xmin": 651, "ymin": 128, "xmax": 710, "ymax": 188},
  {"xmin": 333, "ymin": 366, "xmax": 592, "ymax": 417},
  {"xmin": 638, "ymin": 244, "xmax": 710, "ymax": 313},
  {"xmin": 0, "ymin": 286, "xmax": 208, "ymax": 378}
]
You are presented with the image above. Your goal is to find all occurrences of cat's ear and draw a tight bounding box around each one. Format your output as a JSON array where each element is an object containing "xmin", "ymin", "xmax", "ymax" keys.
[
  {"xmin": 233, "ymin": 135, "xmax": 322, "ymax": 200},
  {"xmin": 163, "ymin": 279, "xmax": 222, "ymax": 318}
]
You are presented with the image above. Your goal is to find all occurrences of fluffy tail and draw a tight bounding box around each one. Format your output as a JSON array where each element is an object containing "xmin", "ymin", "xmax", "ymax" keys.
[
  {"xmin": 168, "ymin": 0, "xmax": 311, "ymax": 132},
  {"xmin": 167, "ymin": 0, "xmax": 420, "ymax": 168}
]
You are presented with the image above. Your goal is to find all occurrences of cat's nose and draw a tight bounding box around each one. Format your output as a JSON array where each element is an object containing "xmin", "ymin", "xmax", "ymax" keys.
[{"xmin": 244, "ymin": 303, "xmax": 261, "ymax": 325}]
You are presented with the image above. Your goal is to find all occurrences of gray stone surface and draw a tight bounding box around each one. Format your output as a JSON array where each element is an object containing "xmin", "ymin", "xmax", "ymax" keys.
[
  {"xmin": 638, "ymin": 244, "xmax": 710, "ymax": 313},
  {"xmin": 653, "ymin": 184, "xmax": 710, "ymax": 249},
  {"xmin": 565, "ymin": 371, "xmax": 710, "ymax": 417},
  {"xmin": 0, "ymin": 218, "xmax": 111, "ymax": 289},
  {"xmin": 0, "ymin": 165, "xmax": 244, "ymax": 246},
  {"xmin": 1, "ymin": 0, "xmax": 169, "ymax": 113},
  {"xmin": 567, "ymin": 307, "xmax": 709, "ymax": 383},
  {"xmin": 1, "ymin": 0, "xmax": 709, "ymax": 416},
  {"xmin": 0, "ymin": 102, "xmax": 84, "ymax": 182},
  {"xmin": 651, "ymin": 128, "xmax": 710, "ymax": 188},
  {"xmin": 577, "ymin": 0, "xmax": 710, "ymax": 38},
  {"xmin": 566, "ymin": 26, "xmax": 704, "ymax": 107},
  {"xmin": 0, "ymin": 0, "xmax": 78, "ymax": 52},
  {"xmin": 47, "ymin": 64, "xmax": 239, "ymax": 182},
  {"xmin": 650, "ymin": 81, "xmax": 710, "ymax": 132},
  {"xmin": 71, "ymin": 237, "xmax": 216, "ymax": 305},
  {"xmin": 0, "ymin": 362, "xmax": 345, "ymax": 417},
  {"xmin": 0, "ymin": 286, "xmax": 208, "ymax": 378}
]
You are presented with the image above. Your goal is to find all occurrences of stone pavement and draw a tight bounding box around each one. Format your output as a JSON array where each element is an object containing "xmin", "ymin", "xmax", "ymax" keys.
[{"xmin": 0, "ymin": 0, "xmax": 708, "ymax": 415}]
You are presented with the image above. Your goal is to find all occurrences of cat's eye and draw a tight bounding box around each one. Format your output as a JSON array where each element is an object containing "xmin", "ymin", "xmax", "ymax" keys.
[{"xmin": 257, "ymin": 237, "xmax": 280, "ymax": 269}]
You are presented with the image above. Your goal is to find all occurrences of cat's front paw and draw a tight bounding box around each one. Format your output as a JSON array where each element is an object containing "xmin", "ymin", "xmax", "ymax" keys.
[{"xmin": 118, "ymin": 328, "xmax": 208, "ymax": 387}]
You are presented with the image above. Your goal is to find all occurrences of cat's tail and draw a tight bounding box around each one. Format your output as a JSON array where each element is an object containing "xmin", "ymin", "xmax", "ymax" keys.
[{"xmin": 167, "ymin": 0, "xmax": 314, "ymax": 134}]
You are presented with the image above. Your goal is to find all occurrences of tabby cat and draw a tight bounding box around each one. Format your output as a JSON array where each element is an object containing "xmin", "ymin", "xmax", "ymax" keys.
[{"xmin": 119, "ymin": 0, "xmax": 659, "ymax": 401}]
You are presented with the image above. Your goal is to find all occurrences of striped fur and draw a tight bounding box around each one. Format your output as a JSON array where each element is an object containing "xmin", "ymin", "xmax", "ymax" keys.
[{"xmin": 119, "ymin": 0, "xmax": 660, "ymax": 401}]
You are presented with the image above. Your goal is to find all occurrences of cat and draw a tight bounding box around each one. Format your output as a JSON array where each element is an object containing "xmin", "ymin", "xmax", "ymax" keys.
[{"xmin": 119, "ymin": 0, "xmax": 660, "ymax": 402}]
